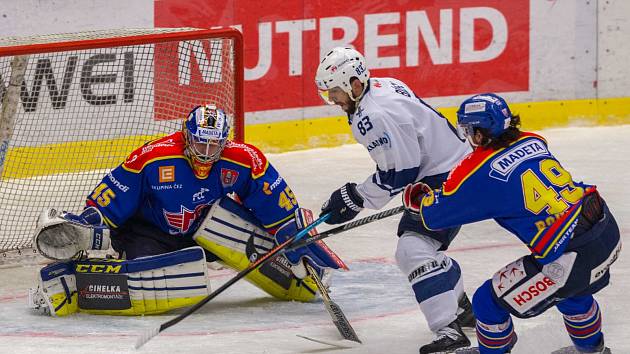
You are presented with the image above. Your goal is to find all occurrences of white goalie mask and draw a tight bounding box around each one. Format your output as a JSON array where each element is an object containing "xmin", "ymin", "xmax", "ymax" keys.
[
  {"xmin": 183, "ymin": 104, "xmax": 230, "ymax": 178},
  {"xmin": 315, "ymin": 47, "xmax": 370, "ymax": 105}
]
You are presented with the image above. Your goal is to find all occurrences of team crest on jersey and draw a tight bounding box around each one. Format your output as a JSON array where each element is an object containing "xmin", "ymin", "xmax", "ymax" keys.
[
  {"xmin": 163, "ymin": 204, "xmax": 206, "ymax": 234},
  {"xmin": 221, "ymin": 168, "xmax": 239, "ymax": 187},
  {"xmin": 489, "ymin": 139, "xmax": 550, "ymax": 182},
  {"xmin": 356, "ymin": 105, "xmax": 364, "ymax": 118}
]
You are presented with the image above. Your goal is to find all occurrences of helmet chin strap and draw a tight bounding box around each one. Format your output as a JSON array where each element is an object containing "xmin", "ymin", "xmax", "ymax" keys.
[{"xmin": 347, "ymin": 83, "xmax": 366, "ymax": 103}]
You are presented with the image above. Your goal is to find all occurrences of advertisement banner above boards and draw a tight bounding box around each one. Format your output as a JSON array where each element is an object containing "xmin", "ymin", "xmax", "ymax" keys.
[{"xmin": 155, "ymin": 0, "xmax": 529, "ymax": 113}]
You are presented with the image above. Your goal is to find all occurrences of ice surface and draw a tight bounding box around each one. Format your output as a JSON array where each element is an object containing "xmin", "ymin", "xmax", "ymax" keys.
[{"xmin": 1, "ymin": 125, "xmax": 628, "ymax": 354}]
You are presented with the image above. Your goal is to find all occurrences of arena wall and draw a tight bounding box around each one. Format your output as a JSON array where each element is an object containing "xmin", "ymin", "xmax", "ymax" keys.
[{"xmin": 1, "ymin": 0, "xmax": 629, "ymax": 155}]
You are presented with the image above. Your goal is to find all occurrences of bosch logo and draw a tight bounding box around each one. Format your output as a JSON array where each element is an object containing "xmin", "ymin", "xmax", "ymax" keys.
[{"xmin": 512, "ymin": 277, "xmax": 555, "ymax": 306}]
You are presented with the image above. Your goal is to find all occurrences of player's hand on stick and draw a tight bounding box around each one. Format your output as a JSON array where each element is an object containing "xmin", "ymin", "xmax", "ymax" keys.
[
  {"xmin": 402, "ymin": 182, "xmax": 431, "ymax": 215},
  {"xmin": 320, "ymin": 183, "xmax": 364, "ymax": 225},
  {"xmin": 275, "ymin": 208, "xmax": 343, "ymax": 278}
]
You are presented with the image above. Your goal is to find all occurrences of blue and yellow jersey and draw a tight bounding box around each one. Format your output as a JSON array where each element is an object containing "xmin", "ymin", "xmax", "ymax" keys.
[
  {"xmin": 419, "ymin": 132, "xmax": 594, "ymax": 264},
  {"xmin": 86, "ymin": 131, "xmax": 298, "ymax": 237}
]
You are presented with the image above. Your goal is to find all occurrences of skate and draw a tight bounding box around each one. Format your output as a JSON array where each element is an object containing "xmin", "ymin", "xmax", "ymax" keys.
[
  {"xmin": 551, "ymin": 338, "xmax": 612, "ymax": 354},
  {"xmin": 456, "ymin": 293, "xmax": 476, "ymax": 328},
  {"xmin": 420, "ymin": 320, "xmax": 471, "ymax": 354},
  {"xmin": 453, "ymin": 333, "xmax": 518, "ymax": 354}
]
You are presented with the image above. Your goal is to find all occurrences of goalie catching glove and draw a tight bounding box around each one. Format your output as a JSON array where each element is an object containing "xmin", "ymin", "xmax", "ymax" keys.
[
  {"xmin": 274, "ymin": 208, "xmax": 346, "ymax": 279},
  {"xmin": 34, "ymin": 207, "xmax": 111, "ymax": 261}
]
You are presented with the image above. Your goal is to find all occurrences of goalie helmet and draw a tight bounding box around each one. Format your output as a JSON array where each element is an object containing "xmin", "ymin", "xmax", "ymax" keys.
[
  {"xmin": 183, "ymin": 104, "xmax": 230, "ymax": 178},
  {"xmin": 456, "ymin": 93, "xmax": 513, "ymax": 140},
  {"xmin": 315, "ymin": 47, "xmax": 370, "ymax": 104}
]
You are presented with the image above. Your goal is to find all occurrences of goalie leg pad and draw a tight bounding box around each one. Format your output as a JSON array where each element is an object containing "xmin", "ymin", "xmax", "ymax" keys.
[
  {"xmin": 193, "ymin": 197, "xmax": 318, "ymax": 302},
  {"xmin": 28, "ymin": 261, "xmax": 79, "ymax": 317},
  {"xmin": 30, "ymin": 246, "xmax": 210, "ymax": 316}
]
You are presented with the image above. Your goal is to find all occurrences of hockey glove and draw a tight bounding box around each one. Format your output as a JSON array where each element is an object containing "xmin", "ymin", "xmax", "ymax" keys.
[
  {"xmin": 402, "ymin": 182, "xmax": 431, "ymax": 215},
  {"xmin": 34, "ymin": 207, "xmax": 111, "ymax": 261},
  {"xmin": 274, "ymin": 208, "xmax": 345, "ymax": 279},
  {"xmin": 320, "ymin": 182, "xmax": 364, "ymax": 225}
]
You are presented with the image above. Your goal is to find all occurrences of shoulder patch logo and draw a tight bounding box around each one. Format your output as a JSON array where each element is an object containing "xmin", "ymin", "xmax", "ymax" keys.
[
  {"xmin": 489, "ymin": 139, "xmax": 550, "ymax": 182},
  {"xmin": 221, "ymin": 168, "xmax": 239, "ymax": 187},
  {"xmin": 159, "ymin": 166, "xmax": 175, "ymax": 183}
]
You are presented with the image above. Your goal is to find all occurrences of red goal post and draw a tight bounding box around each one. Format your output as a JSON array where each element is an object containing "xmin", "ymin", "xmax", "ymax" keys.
[{"xmin": 0, "ymin": 28, "xmax": 244, "ymax": 256}]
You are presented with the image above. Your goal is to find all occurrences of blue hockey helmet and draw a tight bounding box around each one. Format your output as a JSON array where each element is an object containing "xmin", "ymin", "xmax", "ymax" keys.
[
  {"xmin": 456, "ymin": 93, "xmax": 513, "ymax": 140},
  {"xmin": 183, "ymin": 104, "xmax": 230, "ymax": 167}
]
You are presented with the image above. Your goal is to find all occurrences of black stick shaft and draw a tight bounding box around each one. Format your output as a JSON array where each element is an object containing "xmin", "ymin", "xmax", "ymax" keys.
[
  {"xmin": 286, "ymin": 205, "xmax": 404, "ymax": 253},
  {"xmin": 137, "ymin": 206, "xmax": 403, "ymax": 348},
  {"xmin": 156, "ymin": 215, "xmax": 329, "ymax": 333}
]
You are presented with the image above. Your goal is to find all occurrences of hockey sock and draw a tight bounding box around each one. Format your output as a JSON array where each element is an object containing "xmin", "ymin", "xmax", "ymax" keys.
[
  {"xmin": 475, "ymin": 317, "xmax": 516, "ymax": 354},
  {"xmin": 472, "ymin": 281, "xmax": 517, "ymax": 353},
  {"xmin": 557, "ymin": 296, "xmax": 603, "ymax": 352}
]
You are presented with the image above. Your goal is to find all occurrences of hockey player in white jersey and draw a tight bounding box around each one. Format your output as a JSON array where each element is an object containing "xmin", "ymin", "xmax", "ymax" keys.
[{"xmin": 315, "ymin": 47, "xmax": 474, "ymax": 353}]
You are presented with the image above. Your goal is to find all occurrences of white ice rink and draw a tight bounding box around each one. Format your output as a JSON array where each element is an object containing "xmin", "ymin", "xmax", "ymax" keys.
[{"xmin": 0, "ymin": 125, "xmax": 628, "ymax": 354}]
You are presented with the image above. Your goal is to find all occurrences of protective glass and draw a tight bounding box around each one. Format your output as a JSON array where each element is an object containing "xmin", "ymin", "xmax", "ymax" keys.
[
  {"xmin": 457, "ymin": 122, "xmax": 481, "ymax": 147},
  {"xmin": 318, "ymin": 89, "xmax": 335, "ymax": 105},
  {"xmin": 457, "ymin": 122, "xmax": 475, "ymax": 139}
]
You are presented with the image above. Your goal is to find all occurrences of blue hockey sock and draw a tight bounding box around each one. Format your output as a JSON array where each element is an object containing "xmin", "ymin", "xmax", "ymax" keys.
[
  {"xmin": 472, "ymin": 280, "xmax": 517, "ymax": 354},
  {"xmin": 557, "ymin": 296, "xmax": 603, "ymax": 351},
  {"xmin": 476, "ymin": 317, "xmax": 516, "ymax": 354}
]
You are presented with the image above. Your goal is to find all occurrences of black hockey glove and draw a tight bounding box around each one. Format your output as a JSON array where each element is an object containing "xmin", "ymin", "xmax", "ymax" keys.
[{"xmin": 320, "ymin": 182, "xmax": 364, "ymax": 225}]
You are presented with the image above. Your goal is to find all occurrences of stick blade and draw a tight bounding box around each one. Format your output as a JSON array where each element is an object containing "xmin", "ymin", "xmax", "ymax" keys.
[
  {"xmin": 296, "ymin": 334, "xmax": 362, "ymax": 349},
  {"xmin": 327, "ymin": 300, "xmax": 362, "ymax": 343},
  {"xmin": 135, "ymin": 326, "xmax": 160, "ymax": 349}
]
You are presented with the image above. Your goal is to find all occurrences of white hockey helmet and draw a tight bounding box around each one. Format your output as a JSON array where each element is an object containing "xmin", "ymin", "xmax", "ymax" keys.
[{"xmin": 315, "ymin": 47, "xmax": 370, "ymax": 104}]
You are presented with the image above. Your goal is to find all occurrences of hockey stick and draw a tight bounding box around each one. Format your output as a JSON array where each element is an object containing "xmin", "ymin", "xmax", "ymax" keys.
[
  {"xmin": 135, "ymin": 214, "xmax": 330, "ymax": 349},
  {"xmin": 135, "ymin": 205, "xmax": 403, "ymax": 349},
  {"xmin": 304, "ymin": 262, "xmax": 362, "ymax": 343},
  {"xmin": 286, "ymin": 205, "xmax": 405, "ymax": 253}
]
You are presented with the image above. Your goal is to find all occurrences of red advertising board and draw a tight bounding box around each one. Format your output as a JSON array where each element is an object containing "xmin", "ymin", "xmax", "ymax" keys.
[{"xmin": 155, "ymin": 0, "xmax": 529, "ymax": 113}]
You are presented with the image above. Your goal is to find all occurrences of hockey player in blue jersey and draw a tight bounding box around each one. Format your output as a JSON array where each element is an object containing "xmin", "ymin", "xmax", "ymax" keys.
[
  {"xmin": 403, "ymin": 93, "xmax": 620, "ymax": 354},
  {"xmin": 29, "ymin": 104, "xmax": 344, "ymax": 316},
  {"xmin": 315, "ymin": 47, "xmax": 475, "ymax": 353}
]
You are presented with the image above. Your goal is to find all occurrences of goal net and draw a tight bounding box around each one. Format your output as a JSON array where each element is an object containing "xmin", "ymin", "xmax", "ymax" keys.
[{"xmin": 0, "ymin": 28, "xmax": 244, "ymax": 256}]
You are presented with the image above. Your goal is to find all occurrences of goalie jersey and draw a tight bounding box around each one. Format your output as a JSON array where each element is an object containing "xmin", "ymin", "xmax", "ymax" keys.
[
  {"xmin": 419, "ymin": 132, "xmax": 594, "ymax": 265},
  {"xmin": 86, "ymin": 131, "xmax": 297, "ymax": 236},
  {"xmin": 351, "ymin": 77, "xmax": 471, "ymax": 209}
]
